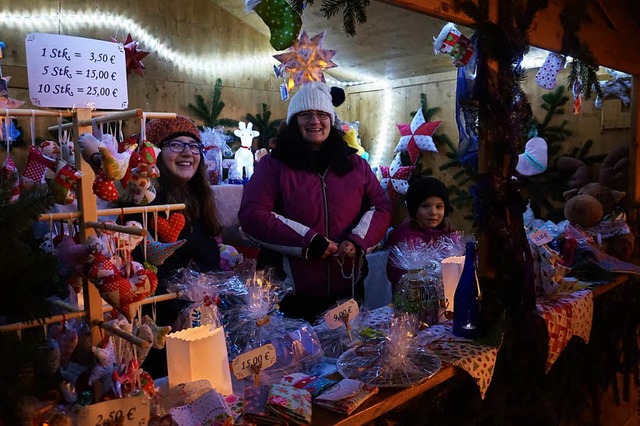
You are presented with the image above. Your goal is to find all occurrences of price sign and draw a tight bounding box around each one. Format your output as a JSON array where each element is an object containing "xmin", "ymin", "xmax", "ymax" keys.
[
  {"xmin": 325, "ymin": 299, "xmax": 359, "ymax": 330},
  {"xmin": 25, "ymin": 33, "xmax": 128, "ymax": 109},
  {"xmin": 530, "ymin": 229, "xmax": 553, "ymax": 246},
  {"xmin": 231, "ymin": 344, "xmax": 277, "ymax": 380},
  {"xmin": 76, "ymin": 395, "xmax": 149, "ymax": 426}
]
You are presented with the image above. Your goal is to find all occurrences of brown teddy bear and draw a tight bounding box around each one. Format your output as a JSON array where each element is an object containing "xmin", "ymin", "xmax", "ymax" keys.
[{"xmin": 563, "ymin": 182, "xmax": 634, "ymax": 260}]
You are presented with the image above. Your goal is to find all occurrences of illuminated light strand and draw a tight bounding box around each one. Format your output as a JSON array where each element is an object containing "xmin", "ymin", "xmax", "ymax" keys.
[
  {"xmin": 2, "ymin": 8, "xmax": 398, "ymax": 168},
  {"xmin": 0, "ymin": 9, "xmax": 276, "ymax": 79}
]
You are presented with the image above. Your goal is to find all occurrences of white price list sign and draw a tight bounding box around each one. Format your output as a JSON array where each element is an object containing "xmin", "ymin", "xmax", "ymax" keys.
[{"xmin": 25, "ymin": 33, "xmax": 128, "ymax": 110}]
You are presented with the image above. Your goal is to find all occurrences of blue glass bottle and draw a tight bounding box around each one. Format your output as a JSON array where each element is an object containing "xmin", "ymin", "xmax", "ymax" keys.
[{"xmin": 453, "ymin": 241, "xmax": 482, "ymax": 338}]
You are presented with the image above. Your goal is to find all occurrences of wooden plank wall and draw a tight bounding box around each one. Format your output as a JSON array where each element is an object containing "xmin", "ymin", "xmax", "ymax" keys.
[
  {"xmin": 0, "ymin": 0, "xmax": 289, "ymax": 146},
  {"xmin": 344, "ymin": 68, "xmax": 630, "ymax": 230}
]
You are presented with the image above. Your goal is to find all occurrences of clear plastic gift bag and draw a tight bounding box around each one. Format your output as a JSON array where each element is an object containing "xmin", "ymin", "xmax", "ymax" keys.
[
  {"xmin": 221, "ymin": 275, "xmax": 324, "ymax": 385},
  {"xmin": 336, "ymin": 313, "xmax": 441, "ymax": 387},
  {"xmin": 313, "ymin": 299, "xmax": 364, "ymax": 360},
  {"xmin": 165, "ymin": 267, "xmax": 222, "ymax": 331}
]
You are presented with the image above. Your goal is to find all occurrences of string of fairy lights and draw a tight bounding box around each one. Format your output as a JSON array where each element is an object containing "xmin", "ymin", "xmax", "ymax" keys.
[{"xmin": 1, "ymin": 8, "xmax": 396, "ymax": 166}]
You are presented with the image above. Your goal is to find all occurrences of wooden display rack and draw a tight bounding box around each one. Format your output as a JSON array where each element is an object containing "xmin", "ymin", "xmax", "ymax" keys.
[{"xmin": 0, "ymin": 107, "xmax": 182, "ymax": 347}]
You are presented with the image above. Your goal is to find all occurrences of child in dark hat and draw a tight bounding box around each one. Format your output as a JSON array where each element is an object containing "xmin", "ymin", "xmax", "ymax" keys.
[{"xmin": 386, "ymin": 176, "xmax": 456, "ymax": 290}]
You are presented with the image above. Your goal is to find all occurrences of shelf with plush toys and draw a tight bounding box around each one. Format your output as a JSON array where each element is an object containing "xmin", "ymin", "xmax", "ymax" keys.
[{"xmin": 0, "ymin": 106, "xmax": 192, "ymax": 425}]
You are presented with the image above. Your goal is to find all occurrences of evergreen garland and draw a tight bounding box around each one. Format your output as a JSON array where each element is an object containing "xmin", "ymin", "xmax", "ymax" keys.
[
  {"xmin": 245, "ymin": 103, "xmax": 284, "ymax": 150},
  {"xmin": 187, "ymin": 78, "xmax": 239, "ymax": 129}
]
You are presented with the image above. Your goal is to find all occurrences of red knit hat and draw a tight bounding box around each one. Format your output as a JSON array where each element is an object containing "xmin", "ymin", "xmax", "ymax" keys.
[{"xmin": 146, "ymin": 115, "xmax": 201, "ymax": 146}]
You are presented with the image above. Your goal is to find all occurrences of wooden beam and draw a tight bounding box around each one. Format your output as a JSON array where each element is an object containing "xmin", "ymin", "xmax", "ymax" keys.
[{"xmin": 381, "ymin": 0, "xmax": 640, "ymax": 74}]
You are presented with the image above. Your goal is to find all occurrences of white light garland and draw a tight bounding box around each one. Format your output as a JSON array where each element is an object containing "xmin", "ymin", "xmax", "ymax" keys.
[
  {"xmin": 2, "ymin": 8, "xmax": 398, "ymax": 167},
  {"xmin": 0, "ymin": 9, "xmax": 276, "ymax": 79}
]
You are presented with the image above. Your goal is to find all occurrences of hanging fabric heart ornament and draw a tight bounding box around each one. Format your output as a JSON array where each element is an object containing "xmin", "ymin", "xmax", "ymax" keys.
[
  {"xmin": 151, "ymin": 212, "xmax": 186, "ymax": 243},
  {"xmin": 380, "ymin": 153, "xmax": 415, "ymax": 200},
  {"xmin": 93, "ymin": 169, "xmax": 119, "ymax": 202},
  {"xmin": 146, "ymin": 236, "xmax": 186, "ymax": 266},
  {"xmin": 98, "ymin": 267, "xmax": 158, "ymax": 321},
  {"xmin": 89, "ymin": 338, "xmax": 117, "ymax": 386},
  {"xmin": 119, "ymin": 134, "xmax": 141, "ymax": 188},
  {"xmin": 394, "ymin": 109, "xmax": 441, "ymax": 164},
  {"xmin": 50, "ymin": 323, "xmax": 79, "ymax": 368}
]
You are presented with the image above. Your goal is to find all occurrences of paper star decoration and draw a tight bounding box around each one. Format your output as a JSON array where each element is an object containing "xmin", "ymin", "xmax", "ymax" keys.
[
  {"xmin": 112, "ymin": 34, "xmax": 150, "ymax": 76},
  {"xmin": 395, "ymin": 109, "xmax": 441, "ymax": 165},
  {"xmin": 273, "ymin": 31, "xmax": 337, "ymax": 90},
  {"xmin": 380, "ymin": 153, "xmax": 415, "ymax": 200}
]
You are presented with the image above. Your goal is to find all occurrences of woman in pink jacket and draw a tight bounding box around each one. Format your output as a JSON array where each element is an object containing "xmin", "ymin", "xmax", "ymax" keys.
[{"xmin": 239, "ymin": 82, "xmax": 392, "ymax": 322}]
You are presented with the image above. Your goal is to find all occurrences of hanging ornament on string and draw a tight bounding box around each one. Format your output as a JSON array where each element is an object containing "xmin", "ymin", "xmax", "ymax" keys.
[
  {"xmin": 246, "ymin": 0, "xmax": 302, "ymax": 51},
  {"xmin": 111, "ymin": 33, "xmax": 150, "ymax": 77},
  {"xmin": 394, "ymin": 108, "xmax": 441, "ymax": 165},
  {"xmin": 0, "ymin": 42, "xmax": 26, "ymax": 109},
  {"xmin": 273, "ymin": 30, "xmax": 338, "ymax": 91},
  {"xmin": 380, "ymin": 153, "xmax": 415, "ymax": 201}
]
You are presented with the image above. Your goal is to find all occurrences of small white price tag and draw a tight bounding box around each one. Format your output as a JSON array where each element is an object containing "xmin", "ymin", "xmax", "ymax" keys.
[
  {"xmin": 25, "ymin": 33, "xmax": 128, "ymax": 109},
  {"xmin": 76, "ymin": 395, "xmax": 149, "ymax": 426},
  {"xmin": 325, "ymin": 299, "xmax": 359, "ymax": 330},
  {"xmin": 530, "ymin": 229, "xmax": 553, "ymax": 246},
  {"xmin": 231, "ymin": 344, "xmax": 277, "ymax": 380}
]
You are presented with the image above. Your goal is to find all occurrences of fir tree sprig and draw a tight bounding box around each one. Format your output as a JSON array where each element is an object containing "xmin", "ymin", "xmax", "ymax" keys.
[
  {"xmin": 187, "ymin": 78, "xmax": 239, "ymax": 129},
  {"xmin": 320, "ymin": 0, "xmax": 370, "ymax": 37},
  {"xmin": 245, "ymin": 103, "xmax": 284, "ymax": 150}
]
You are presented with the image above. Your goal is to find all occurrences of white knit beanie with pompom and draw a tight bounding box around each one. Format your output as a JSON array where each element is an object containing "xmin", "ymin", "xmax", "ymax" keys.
[{"xmin": 286, "ymin": 82, "xmax": 335, "ymax": 125}]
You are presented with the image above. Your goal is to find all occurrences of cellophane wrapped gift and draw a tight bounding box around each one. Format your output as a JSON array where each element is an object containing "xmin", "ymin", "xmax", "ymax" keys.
[
  {"xmin": 221, "ymin": 275, "xmax": 324, "ymax": 385},
  {"xmin": 313, "ymin": 299, "xmax": 364, "ymax": 360},
  {"xmin": 201, "ymin": 127, "xmax": 232, "ymax": 185},
  {"xmin": 166, "ymin": 267, "xmax": 222, "ymax": 331},
  {"xmin": 390, "ymin": 234, "xmax": 465, "ymax": 325},
  {"xmin": 336, "ymin": 314, "xmax": 441, "ymax": 387}
]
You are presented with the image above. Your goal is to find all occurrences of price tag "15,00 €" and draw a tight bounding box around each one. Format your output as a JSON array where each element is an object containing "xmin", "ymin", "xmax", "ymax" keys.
[{"xmin": 231, "ymin": 344, "xmax": 277, "ymax": 380}]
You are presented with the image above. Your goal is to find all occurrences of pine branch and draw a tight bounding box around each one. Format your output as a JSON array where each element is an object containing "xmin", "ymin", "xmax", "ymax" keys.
[{"xmin": 320, "ymin": 0, "xmax": 370, "ymax": 37}]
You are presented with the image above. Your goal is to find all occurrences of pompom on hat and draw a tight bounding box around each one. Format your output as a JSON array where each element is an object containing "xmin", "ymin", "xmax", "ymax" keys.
[
  {"xmin": 405, "ymin": 176, "xmax": 451, "ymax": 218},
  {"xmin": 146, "ymin": 115, "xmax": 201, "ymax": 146},
  {"xmin": 286, "ymin": 82, "xmax": 335, "ymax": 125}
]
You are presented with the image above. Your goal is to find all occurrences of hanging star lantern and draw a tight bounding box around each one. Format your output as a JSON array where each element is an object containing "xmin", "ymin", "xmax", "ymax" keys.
[
  {"xmin": 394, "ymin": 108, "xmax": 441, "ymax": 165},
  {"xmin": 380, "ymin": 153, "xmax": 415, "ymax": 200},
  {"xmin": 273, "ymin": 30, "xmax": 337, "ymax": 90},
  {"xmin": 112, "ymin": 34, "xmax": 149, "ymax": 76}
]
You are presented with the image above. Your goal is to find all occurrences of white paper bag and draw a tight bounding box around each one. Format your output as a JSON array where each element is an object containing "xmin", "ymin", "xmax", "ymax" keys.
[
  {"xmin": 441, "ymin": 256, "xmax": 465, "ymax": 313},
  {"xmin": 166, "ymin": 326, "xmax": 233, "ymax": 395}
]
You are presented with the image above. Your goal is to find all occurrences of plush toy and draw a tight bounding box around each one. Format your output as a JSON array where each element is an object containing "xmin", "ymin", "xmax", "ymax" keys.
[
  {"xmin": 599, "ymin": 145, "xmax": 628, "ymax": 191},
  {"xmin": 556, "ymin": 156, "xmax": 590, "ymax": 189},
  {"xmin": 564, "ymin": 182, "xmax": 634, "ymax": 260}
]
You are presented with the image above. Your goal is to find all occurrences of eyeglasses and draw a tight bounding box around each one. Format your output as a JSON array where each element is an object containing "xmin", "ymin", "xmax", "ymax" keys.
[
  {"xmin": 163, "ymin": 140, "xmax": 203, "ymax": 155},
  {"xmin": 297, "ymin": 111, "xmax": 331, "ymax": 121}
]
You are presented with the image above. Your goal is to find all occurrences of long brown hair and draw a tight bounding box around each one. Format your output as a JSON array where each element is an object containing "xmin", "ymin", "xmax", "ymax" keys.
[{"xmin": 156, "ymin": 153, "xmax": 222, "ymax": 236}]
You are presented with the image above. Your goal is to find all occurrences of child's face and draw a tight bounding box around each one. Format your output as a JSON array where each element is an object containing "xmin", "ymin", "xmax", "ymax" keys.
[{"xmin": 415, "ymin": 196, "xmax": 445, "ymax": 229}]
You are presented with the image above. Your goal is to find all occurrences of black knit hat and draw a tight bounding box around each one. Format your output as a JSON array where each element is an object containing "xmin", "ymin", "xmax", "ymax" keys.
[{"xmin": 405, "ymin": 176, "xmax": 451, "ymax": 218}]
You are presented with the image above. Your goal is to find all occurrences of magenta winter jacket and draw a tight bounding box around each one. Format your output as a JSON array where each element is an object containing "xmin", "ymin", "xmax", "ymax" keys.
[{"xmin": 238, "ymin": 154, "xmax": 392, "ymax": 299}]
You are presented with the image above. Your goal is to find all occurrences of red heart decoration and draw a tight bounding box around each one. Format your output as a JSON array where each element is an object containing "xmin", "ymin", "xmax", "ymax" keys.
[
  {"xmin": 93, "ymin": 169, "xmax": 119, "ymax": 202},
  {"xmin": 151, "ymin": 213, "xmax": 185, "ymax": 243},
  {"xmin": 99, "ymin": 268, "xmax": 158, "ymax": 321}
]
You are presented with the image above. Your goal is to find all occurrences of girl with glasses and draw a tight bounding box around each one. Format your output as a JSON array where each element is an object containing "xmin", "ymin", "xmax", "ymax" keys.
[{"xmin": 239, "ymin": 82, "xmax": 392, "ymax": 323}]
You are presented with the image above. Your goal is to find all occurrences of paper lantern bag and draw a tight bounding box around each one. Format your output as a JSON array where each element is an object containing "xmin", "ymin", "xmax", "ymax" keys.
[
  {"xmin": 441, "ymin": 256, "xmax": 465, "ymax": 313},
  {"xmin": 166, "ymin": 325, "xmax": 233, "ymax": 395}
]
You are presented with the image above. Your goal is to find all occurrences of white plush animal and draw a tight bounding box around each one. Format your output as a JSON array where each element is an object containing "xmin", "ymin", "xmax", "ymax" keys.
[{"xmin": 232, "ymin": 121, "xmax": 259, "ymax": 180}]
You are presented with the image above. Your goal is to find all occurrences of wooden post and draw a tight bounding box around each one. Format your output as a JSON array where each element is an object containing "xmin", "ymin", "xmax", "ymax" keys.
[
  {"xmin": 74, "ymin": 108, "xmax": 103, "ymax": 346},
  {"xmin": 629, "ymin": 76, "xmax": 640, "ymax": 253}
]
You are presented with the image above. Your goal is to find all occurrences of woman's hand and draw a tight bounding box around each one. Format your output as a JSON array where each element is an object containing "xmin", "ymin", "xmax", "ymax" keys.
[
  {"xmin": 321, "ymin": 241, "xmax": 339, "ymax": 259},
  {"xmin": 337, "ymin": 240, "xmax": 357, "ymax": 259}
]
